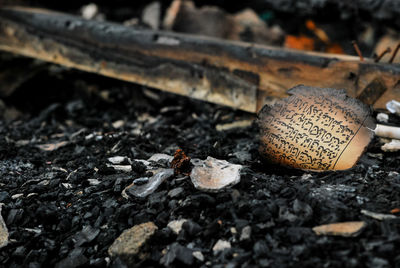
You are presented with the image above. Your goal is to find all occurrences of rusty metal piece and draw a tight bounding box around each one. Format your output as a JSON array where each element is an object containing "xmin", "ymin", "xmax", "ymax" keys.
[{"xmin": 171, "ymin": 149, "xmax": 192, "ymax": 175}]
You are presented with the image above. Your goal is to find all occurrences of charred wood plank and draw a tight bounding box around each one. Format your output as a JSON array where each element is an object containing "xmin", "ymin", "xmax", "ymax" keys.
[{"xmin": 0, "ymin": 6, "xmax": 399, "ymax": 112}]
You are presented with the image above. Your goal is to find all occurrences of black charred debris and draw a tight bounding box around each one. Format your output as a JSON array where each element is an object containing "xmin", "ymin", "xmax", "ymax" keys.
[{"xmin": 0, "ymin": 66, "xmax": 400, "ymax": 268}]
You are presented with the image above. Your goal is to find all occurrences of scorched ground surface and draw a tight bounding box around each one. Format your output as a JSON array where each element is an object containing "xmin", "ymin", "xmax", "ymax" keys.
[{"xmin": 0, "ymin": 69, "xmax": 400, "ymax": 267}]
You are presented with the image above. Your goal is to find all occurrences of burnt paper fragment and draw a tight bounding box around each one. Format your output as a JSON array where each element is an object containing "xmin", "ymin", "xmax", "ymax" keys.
[{"xmin": 257, "ymin": 85, "xmax": 375, "ymax": 171}]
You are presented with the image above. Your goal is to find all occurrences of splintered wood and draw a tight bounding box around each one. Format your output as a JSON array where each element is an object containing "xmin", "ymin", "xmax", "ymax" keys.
[{"xmin": 258, "ymin": 85, "xmax": 375, "ymax": 171}]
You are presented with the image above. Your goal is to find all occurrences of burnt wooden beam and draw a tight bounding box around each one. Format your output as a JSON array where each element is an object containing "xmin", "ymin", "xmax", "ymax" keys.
[{"xmin": 0, "ymin": 6, "xmax": 399, "ymax": 113}]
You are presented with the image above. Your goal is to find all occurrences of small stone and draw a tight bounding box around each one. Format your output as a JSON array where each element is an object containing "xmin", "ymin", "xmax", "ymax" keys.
[
  {"xmin": 240, "ymin": 226, "xmax": 252, "ymax": 241},
  {"xmin": 192, "ymin": 251, "xmax": 204, "ymax": 262},
  {"xmin": 312, "ymin": 221, "xmax": 366, "ymax": 237},
  {"xmin": 0, "ymin": 204, "xmax": 9, "ymax": 249},
  {"xmin": 108, "ymin": 222, "xmax": 158, "ymax": 264},
  {"xmin": 167, "ymin": 219, "xmax": 187, "ymax": 235},
  {"xmin": 212, "ymin": 239, "xmax": 231, "ymax": 254},
  {"xmin": 123, "ymin": 169, "xmax": 174, "ymax": 198},
  {"xmin": 190, "ymin": 157, "xmax": 242, "ymax": 192},
  {"xmin": 361, "ymin": 209, "xmax": 397, "ymax": 220}
]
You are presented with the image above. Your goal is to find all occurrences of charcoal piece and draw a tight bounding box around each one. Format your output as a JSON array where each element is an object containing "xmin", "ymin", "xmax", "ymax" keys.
[
  {"xmin": 235, "ymin": 219, "xmax": 249, "ymax": 232},
  {"xmin": 182, "ymin": 220, "xmax": 202, "ymax": 236},
  {"xmin": 253, "ymin": 240, "xmax": 268, "ymax": 258},
  {"xmin": 13, "ymin": 246, "xmax": 26, "ymax": 257},
  {"xmin": 160, "ymin": 242, "xmax": 194, "ymax": 266},
  {"xmin": 292, "ymin": 199, "xmax": 313, "ymax": 221},
  {"xmin": 74, "ymin": 225, "xmax": 100, "ymax": 247},
  {"xmin": 131, "ymin": 161, "xmax": 147, "ymax": 174},
  {"xmin": 187, "ymin": 193, "xmax": 216, "ymax": 206},
  {"xmin": 0, "ymin": 192, "xmax": 9, "ymax": 202},
  {"xmin": 35, "ymin": 203, "xmax": 58, "ymax": 223},
  {"xmin": 286, "ymin": 227, "xmax": 313, "ymax": 243},
  {"xmin": 168, "ymin": 187, "xmax": 184, "ymax": 198},
  {"xmin": 203, "ymin": 221, "xmax": 221, "ymax": 238},
  {"xmin": 55, "ymin": 247, "xmax": 88, "ymax": 268},
  {"xmin": 155, "ymin": 210, "xmax": 169, "ymax": 226},
  {"xmin": 6, "ymin": 208, "xmax": 23, "ymax": 225}
]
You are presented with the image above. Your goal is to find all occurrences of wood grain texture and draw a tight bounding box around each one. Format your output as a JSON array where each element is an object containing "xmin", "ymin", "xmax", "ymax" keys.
[{"xmin": 0, "ymin": 6, "xmax": 399, "ymax": 112}]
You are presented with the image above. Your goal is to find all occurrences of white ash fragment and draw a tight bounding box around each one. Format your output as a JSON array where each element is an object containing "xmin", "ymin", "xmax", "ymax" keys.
[
  {"xmin": 167, "ymin": 219, "xmax": 187, "ymax": 235},
  {"xmin": 381, "ymin": 139, "xmax": 400, "ymax": 152},
  {"xmin": 0, "ymin": 203, "xmax": 9, "ymax": 249},
  {"xmin": 212, "ymin": 239, "xmax": 231, "ymax": 254},
  {"xmin": 80, "ymin": 3, "xmax": 99, "ymax": 20},
  {"xmin": 122, "ymin": 169, "xmax": 174, "ymax": 199},
  {"xmin": 80, "ymin": 3, "xmax": 106, "ymax": 20},
  {"xmin": 142, "ymin": 1, "xmax": 161, "ymax": 30},
  {"xmin": 192, "ymin": 251, "xmax": 204, "ymax": 262},
  {"xmin": 147, "ymin": 153, "xmax": 173, "ymax": 164},
  {"xmin": 62, "ymin": 183, "xmax": 73, "ymax": 189},
  {"xmin": 376, "ymin": 113, "xmax": 389, "ymax": 123},
  {"xmin": 106, "ymin": 164, "xmax": 132, "ymax": 172},
  {"xmin": 11, "ymin": 193, "xmax": 23, "ymax": 199},
  {"xmin": 361, "ymin": 209, "xmax": 397, "ymax": 220},
  {"xmin": 239, "ymin": 226, "xmax": 252, "ymax": 241},
  {"xmin": 88, "ymin": 179, "xmax": 101, "ymax": 186},
  {"xmin": 190, "ymin": 157, "xmax": 242, "ymax": 192},
  {"xmin": 112, "ymin": 120, "xmax": 125, "ymax": 129},
  {"xmin": 386, "ymin": 100, "xmax": 400, "ymax": 115},
  {"xmin": 107, "ymin": 156, "xmax": 130, "ymax": 165},
  {"xmin": 133, "ymin": 159, "xmax": 151, "ymax": 166}
]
